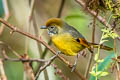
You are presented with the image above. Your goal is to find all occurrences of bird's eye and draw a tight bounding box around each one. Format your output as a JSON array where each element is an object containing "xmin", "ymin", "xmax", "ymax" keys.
[{"xmin": 50, "ymin": 26, "xmax": 54, "ymax": 28}]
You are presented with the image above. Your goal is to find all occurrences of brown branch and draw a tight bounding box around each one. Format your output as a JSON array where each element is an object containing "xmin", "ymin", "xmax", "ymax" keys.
[
  {"xmin": 28, "ymin": 0, "xmax": 48, "ymax": 79},
  {"xmin": 23, "ymin": 1, "xmax": 36, "ymax": 79},
  {"xmin": 32, "ymin": 11, "xmax": 50, "ymax": 80},
  {"xmin": 35, "ymin": 53, "xmax": 59, "ymax": 80},
  {"xmin": 21, "ymin": 54, "xmax": 35, "ymax": 80},
  {"xmin": 114, "ymin": 39, "xmax": 120, "ymax": 80},
  {"xmin": 52, "ymin": 64, "xmax": 69, "ymax": 80},
  {"xmin": 31, "ymin": 11, "xmax": 45, "ymax": 79},
  {"xmin": 75, "ymin": 0, "xmax": 108, "ymax": 27},
  {"xmin": 75, "ymin": 0, "xmax": 120, "ymax": 79},
  {"xmin": 57, "ymin": 0, "xmax": 65, "ymax": 18},
  {"xmin": 1, "ymin": 45, "xmax": 57, "ymax": 80},
  {"xmin": 24, "ymin": 0, "xmax": 35, "ymax": 54},
  {"xmin": 75, "ymin": 0, "xmax": 120, "ymax": 40},
  {"xmin": 0, "ymin": 18, "xmax": 87, "ymax": 80},
  {"xmin": 0, "ymin": 59, "xmax": 7, "ymax": 80},
  {"xmin": 1, "ymin": 48, "xmax": 47, "ymax": 62},
  {"xmin": 84, "ymin": 11, "xmax": 98, "ymax": 78},
  {"xmin": 0, "ymin": 18, "xmax": 57, "ymax": 57},
  {"xmin": 1, "ymin": 48, "xmax": 57, "ymax": 80},
  {"xmin": 28, "ymin": 0, "xmax": 35, "ymax": 22},
  {"xmin": 2, "ymin": 47, "xmax": 59, "ymax": 79},
  {"xmin": 32, "ymin": 12, "xmax": 43, "ymax": 56},
  {"xmin": 2, "ymin": 58, "xmax": 47, "ymax": 63}
]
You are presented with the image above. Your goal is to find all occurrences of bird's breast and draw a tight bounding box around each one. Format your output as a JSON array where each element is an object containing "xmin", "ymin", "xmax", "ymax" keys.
[{"xmin": 51, "ymin": 33, "xmax": 85, "ymax": 56}]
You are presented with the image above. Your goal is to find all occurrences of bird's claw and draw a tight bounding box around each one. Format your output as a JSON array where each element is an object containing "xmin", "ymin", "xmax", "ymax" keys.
[
  {"xmin": 56, "ymin": 51, "xmax": 61, "ymax": 55},
  {"xmin": 71, "ymin": 64, "xmax": 77, "ymax": 72}
]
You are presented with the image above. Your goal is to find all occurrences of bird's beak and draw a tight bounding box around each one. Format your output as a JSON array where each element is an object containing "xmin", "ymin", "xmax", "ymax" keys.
[{"xmin": 40, "ymin": 25, "xmax": 47, "ymax": 29}]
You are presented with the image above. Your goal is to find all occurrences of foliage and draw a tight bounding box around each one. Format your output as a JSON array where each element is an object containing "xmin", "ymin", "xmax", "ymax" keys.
[
  {"xmin": 105, "ymin": 0, "xmax": 120, "ymax": 18},
  {"xmin": 86, "ymin": 0, "xmax": 120, "ymax": 18},
  {"xmin": 86, "ymin": 0, "xmax": 106, "ymax": 11},
  {"xmin": 89, "ymin": 53, "xmax": 115, "ymax": 80},
  {"xmin": 90, "ymin": 27, "xmax": 119, "ymax": 80},
  {"xmin": 101, "ymin": 28, "xmax": 119, "ymax": 40}
]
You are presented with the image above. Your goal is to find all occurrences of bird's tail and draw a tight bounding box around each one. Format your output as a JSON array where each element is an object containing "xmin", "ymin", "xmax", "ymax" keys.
[{"xmin": 89, "ymin": 43, "xmax": 113, "ymax": 51}]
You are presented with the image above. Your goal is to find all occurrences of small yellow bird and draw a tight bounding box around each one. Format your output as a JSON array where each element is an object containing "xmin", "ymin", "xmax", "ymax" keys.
[{"xmin": 40, "ymin": 18, "xmax": 113, "ymax": 71}]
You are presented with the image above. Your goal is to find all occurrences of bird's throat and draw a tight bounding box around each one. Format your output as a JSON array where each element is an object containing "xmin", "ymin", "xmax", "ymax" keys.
[{"xmin": 48, "ymin": 31, "xmax": 57, "ymax": 37}]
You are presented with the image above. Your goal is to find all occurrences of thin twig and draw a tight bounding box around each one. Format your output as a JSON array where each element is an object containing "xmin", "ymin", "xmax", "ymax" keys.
[
  {"xmin": 32, "ymin": 13, "xmax": 49, "ymax": 80},
  {"xmin": 0, "ymin": 59, "xmax": 7, "ymax": 80},
  {"xmin": 24, "ymin": 0, "xmax": 35, "ymax": 54},
  {"xmin": 52, "ymin": 64, "xmax": 69, "ymax": 80},
  {"xmin": 1, "ymin": 48, "xmax": 47, "ymax": 62},
  {"xmin": 0, "ymin": 18, "xmax": 69, "ymax": 64},
  {"xmin": 32, "ymin": 12, "xmax": 43, "ymax": 56},
  {"xmin": 1, "ymin": 47, "xmax": 59, "ymax": 80},
  {"xmin": 35, "ymin": 53, "xmax": 59, "ymax": 80},
  {"xmin": 0, "ymin": 18, "xmax": 87, "ymax": 80},
  {"xmin": 1, "ymin": 41, "xmax": 53, "ymax": 80},
  {"xmin": 28, "ymin": 0, "xmax": 35, "ymax": 22},
  {"xmin": 84, "ymin": 11, "xmax": 98, "ymax": 78},
  {"xmin": 28, "ymin": 0, "xmax": 48, "ymax": 79},
  {"xmin": 22, "ymin": 54, "xmax": 35, "ymax": 80},
  {"xmin": 2, "ymin": 58, "xmax": 47, "ymax": 63},
  {"xmin": 57, "ymin": 0, "xmax": 65, "ymax": 18},
  {"xmin": 114, "ymin": 39, "xmax": 120, "ymax": 80}
]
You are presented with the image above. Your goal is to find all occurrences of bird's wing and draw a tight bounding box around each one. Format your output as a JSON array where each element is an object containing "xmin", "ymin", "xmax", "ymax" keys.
[
  {"xmin": 63, "ymin": 22, "xmax": 85, "ymax": 39},
  {"xmin": 63, "ymin": 22, "xmax": 94, "ymax": 52}
]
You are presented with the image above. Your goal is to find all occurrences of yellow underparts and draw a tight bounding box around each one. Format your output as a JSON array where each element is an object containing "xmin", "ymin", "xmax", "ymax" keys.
[{"xmin": 51, "ymin": 33, "xmax": 85, "ymax": 56}]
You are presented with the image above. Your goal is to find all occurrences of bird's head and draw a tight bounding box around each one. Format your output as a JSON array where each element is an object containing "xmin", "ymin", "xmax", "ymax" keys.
[{"xmin": 40, "ymin": 18, "xmax": 64, "ymax": 36}]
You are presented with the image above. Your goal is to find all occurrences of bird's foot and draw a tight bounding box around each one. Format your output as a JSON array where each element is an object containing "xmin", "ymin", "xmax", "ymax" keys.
[
  {"xmin": 56, "ymin": 51, "xmax": 61, "ymax": 55},
  {"xmin": 71, "ymin": 64, "xmax": 77, "ymax": 72},
  {"xmin": 80, "ymin": 50, "xmax": 87, "ymax": 57}
]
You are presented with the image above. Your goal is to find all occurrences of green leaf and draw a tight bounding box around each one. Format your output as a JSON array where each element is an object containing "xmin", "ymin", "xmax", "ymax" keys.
[
  {"xmin": 101, "ymin": 28, "xmax": 119, "ymax": 39},
  {"xmin": 101, "ymin": 29, "xmax": 109, "ymax": 33},
  {"xmin": 96, "ymin": 71, "xmax": 102, "ymax": 76},
  {"xmin": 102, "ymin": 34, "xmax": 109, "ymax": 39},
  {"xmin": 97, "ymin": 59, "xmax": 104, "ymax": 63},
  {"xmin": 100, "ymin": 40, "xmax": 108, "ymax": 44},
  {"xmin": 90, "ymin": 71, "xmax": 96, "ymax": 76},
  {"xmin": 94, "ymin": 53, "xmax": 99, "ymax": 61},
  {"xmin": 99, "ymin": 72, "xmax": 109, "ymax": 77},
  {"xmin": 111, "ymin": 32, "xmax": 119, "ymax": 39},
  {"xmin": 89, "ymin": 53, "xmax": 115, "ymax": 80},
  {"xmin": 90, "ymin": 71, "xmax": 108, "ymax": 77}
]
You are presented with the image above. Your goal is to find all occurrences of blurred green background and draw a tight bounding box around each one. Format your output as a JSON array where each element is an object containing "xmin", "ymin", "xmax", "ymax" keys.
[{"xmin": 0, "ymin": 0, "xmax": 115, "ymax": 80}]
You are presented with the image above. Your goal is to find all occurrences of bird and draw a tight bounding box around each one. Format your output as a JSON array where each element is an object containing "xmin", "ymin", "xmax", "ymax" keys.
[{"xmin": 40, "ymin": 18, "xmax": 113, "ymax": 71}]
